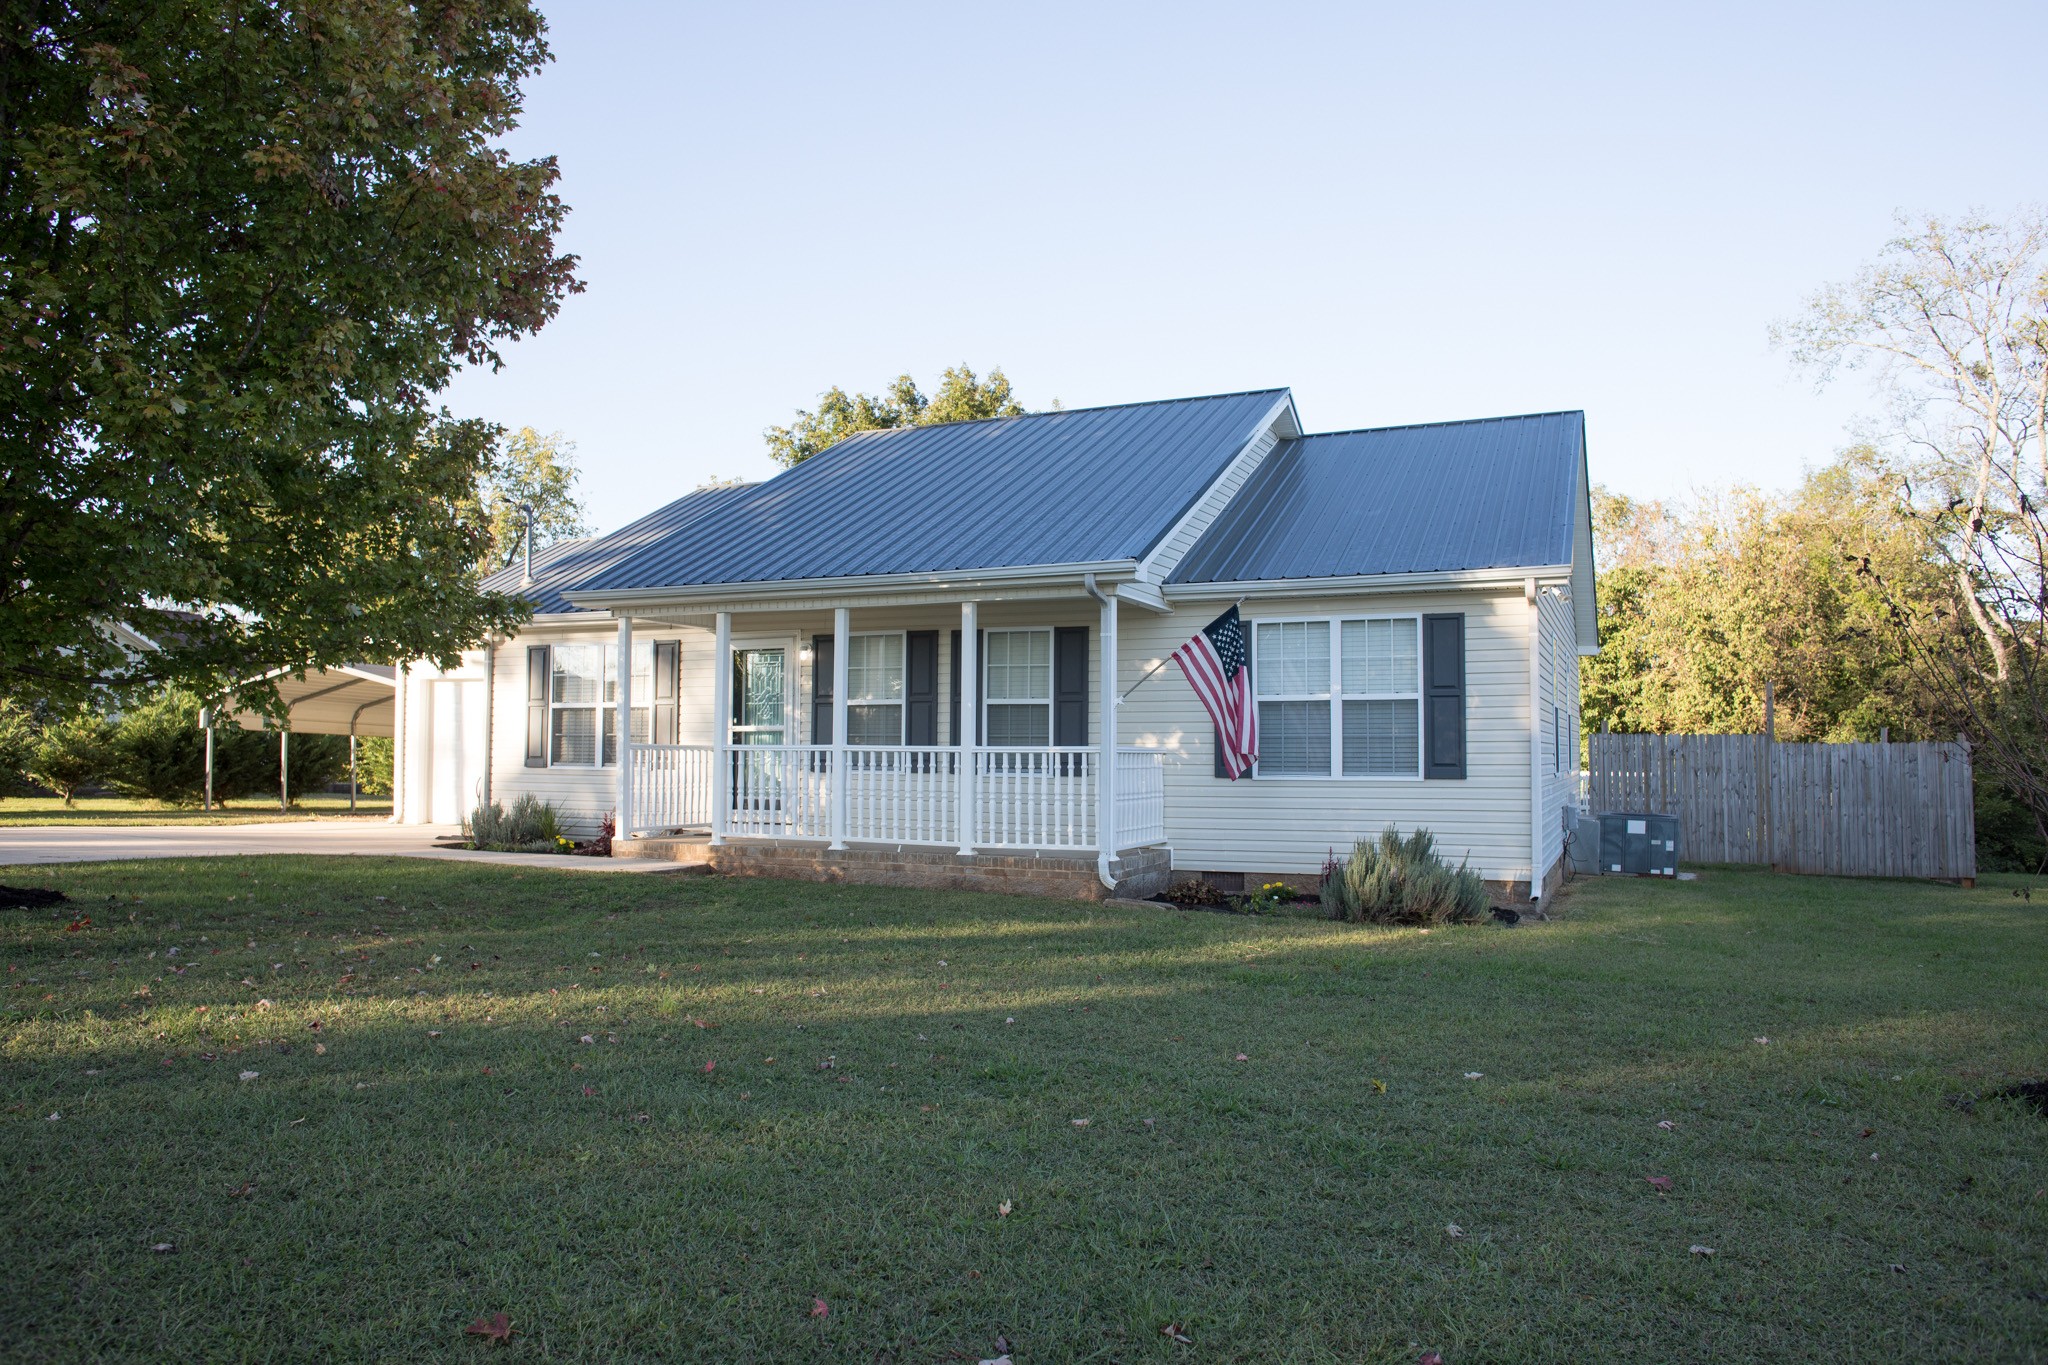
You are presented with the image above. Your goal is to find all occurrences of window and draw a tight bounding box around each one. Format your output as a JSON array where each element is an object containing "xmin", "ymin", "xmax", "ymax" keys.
[
  {"xmin": 984, "ymin": 628, "xmax": 1052, "ymax": 745},
  {"xmin": 845, "ymin": 633, "xmax": 905, "ymax": 745},
  {"xmin": 549, "ymin": 641, "xmax": 651, "ymax": 766},
  {"xmin": 1252, "ymin": 615, "xmax": 1421, "ymax": 778}
]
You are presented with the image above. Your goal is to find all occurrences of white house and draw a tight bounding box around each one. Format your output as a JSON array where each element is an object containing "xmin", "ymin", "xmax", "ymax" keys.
[{"xmin": 395, "ymin": 388, "xmax": 1596, "ymax": 901}]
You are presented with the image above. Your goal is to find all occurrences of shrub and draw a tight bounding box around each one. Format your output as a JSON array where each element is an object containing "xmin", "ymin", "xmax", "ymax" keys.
[
  {"xmin": 0, "ymin": 701, "xmax": 35, "ymax": 795},
  {"xmin": 1321, "ymin": 827, "xmax": 1489, "ymax": 926},
  {"xmin": 351, "ymin": 736, "xmax": 395, "ymax": 797},
  {"xmin": 469, "ymin": 794, "xmax": 563, "ymax": 852},
  {"xmin": 105, "ymin": 689, "xmax": 207, "ymax": 803},
  {"xmin": 27, "ymin": 712, "xmax": 116, "ymax": 805},
  {"xmin": 1159, "ymin": 878, "xmax": 1226, "ymax": 907}
]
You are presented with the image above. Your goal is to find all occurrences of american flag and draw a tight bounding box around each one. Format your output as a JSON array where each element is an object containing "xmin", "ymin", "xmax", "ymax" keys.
[{"xmin": 1172, "ymin": 605, "xmax": 1258, "ymax": 779}]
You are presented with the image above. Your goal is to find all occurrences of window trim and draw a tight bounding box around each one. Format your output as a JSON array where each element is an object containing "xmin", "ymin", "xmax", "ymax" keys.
[
  {"xmin": 1249, "ymin": 613, "xmax": 1424, "ymax": 781},
  {"xmin": 546, "ymin": 640, "xmax": 653, "ymax": 769},
  {"xmin": 981, "ymin": 626, "xmax": 1056, "ymax": 748},
  {"xmin": 844, "ymin": 630, "xmax": 907, "ymax": 747}
]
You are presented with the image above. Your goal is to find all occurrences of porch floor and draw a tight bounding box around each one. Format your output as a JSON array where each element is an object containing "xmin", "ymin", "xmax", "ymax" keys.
[{"xmin": 615, "ymin": 835, "xmax": 1171, "ymax": 902}]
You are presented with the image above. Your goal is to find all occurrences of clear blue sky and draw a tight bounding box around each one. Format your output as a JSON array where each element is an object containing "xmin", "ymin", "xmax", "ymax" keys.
[{"xmin": 442, "ymin": 1, "xmax": 2048, "ymax": 535}]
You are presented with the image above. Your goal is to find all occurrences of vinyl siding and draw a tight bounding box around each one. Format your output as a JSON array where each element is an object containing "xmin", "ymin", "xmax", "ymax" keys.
[
  {"xmin": 1118, "ymin": 588, "xmax": 1536, "ymax": 882},
  {"xmin": 1534, "ymin": 585, "xmax": 1582, "ymax": 882}
]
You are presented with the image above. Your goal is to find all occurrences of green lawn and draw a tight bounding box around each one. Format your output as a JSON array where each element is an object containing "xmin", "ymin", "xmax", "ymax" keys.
[
  {"xmin": 1, "ymin": 860, "xmax": 2043, "ymax": 1363},
  {"xmin": 0, "ymin": 793, "xmax": 392, "ymax": 826}
]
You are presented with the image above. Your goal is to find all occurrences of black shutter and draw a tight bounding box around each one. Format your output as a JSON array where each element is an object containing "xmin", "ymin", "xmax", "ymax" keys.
[
  {"xmin": 948, "ymin": 630, "xmax": 984, "ymax": 745},
  {"xmin": 905, "ymin": 631, "xmax": 939, "ymax": 745},
  {"xmin": 651, "ymin": 640, "xmax": 679, "ymax": 745},
  {"xmin": 525, "ymin": 646, "xmax": 549, "ymax": 767},
  {"xmin": 1053, "ymin": 626, "xmax": 1088, "ymax": 746},
  {"xmin": 810, "ymin": 634, "xmax": 834, "ymax": 744},
  {"xmin": 1424, "ymin": 612, "xmax": 1466, "ymax": 779}
]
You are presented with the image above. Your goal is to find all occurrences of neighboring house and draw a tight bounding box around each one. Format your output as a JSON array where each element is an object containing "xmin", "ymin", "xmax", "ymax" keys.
[{"xmin": 396, "ymin": 388, "xmax": 1596, "ymax": 902}]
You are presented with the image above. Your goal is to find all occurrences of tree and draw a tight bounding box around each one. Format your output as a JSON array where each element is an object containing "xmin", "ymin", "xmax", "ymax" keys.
[
  {"xmin": 1580, "ymin": 450, "xmax": 1948, "ymax": 743},
  {"xmin": 26, "ymin": 712, "xmax": 115, "ymax": 806},
  {"xmin": 472, "ymin": 427, "xmax": 589, "ymax": 575},
  {"xmin": 1775, "ymin": 209, "xmax": 2048, "ymax": 680},
  {"xmin": 764, "ymin": 365, "xmax": 1029, "ymax": 467},
  {"xmin": 1, "ymin": 2, "xmax": 582, "ymax": 716}
]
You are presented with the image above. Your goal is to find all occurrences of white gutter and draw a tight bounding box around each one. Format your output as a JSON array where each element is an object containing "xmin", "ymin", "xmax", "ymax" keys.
[
  {"xmin": 565, "ymin": 558, "xmax": 1141, "ymax": 611},
  {"xmin": 1167, "ymin": 565, "xmax": 1574, "ymax": 601}
]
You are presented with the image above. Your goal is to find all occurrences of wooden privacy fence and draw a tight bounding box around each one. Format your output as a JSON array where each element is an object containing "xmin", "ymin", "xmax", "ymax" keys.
[{"xmin": 1586, "ymin": 733, "xmax": 1976, "ymax": 880}]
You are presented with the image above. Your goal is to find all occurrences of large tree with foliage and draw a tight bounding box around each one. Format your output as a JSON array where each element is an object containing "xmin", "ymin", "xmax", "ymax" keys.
[
  {"xmin": 1, "ymin": 1, "xmax": 581, "ymax": 714},
  {"xmin": 763, "ymin": 364, "xmax": 1030, "ymax": 467}
]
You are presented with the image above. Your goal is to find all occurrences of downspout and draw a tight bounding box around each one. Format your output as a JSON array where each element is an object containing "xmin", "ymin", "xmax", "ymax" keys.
[
  {"xmin": 481, "ymin": 641, "xmax": 496, "ymax": 811},
  {"xmin": 1526, "ymin": 577, "xmax": 1543, "ymax": 903},
  {"xmin": 1084, "ymin": 573, "xmax": 1119, "ymax": 891}
]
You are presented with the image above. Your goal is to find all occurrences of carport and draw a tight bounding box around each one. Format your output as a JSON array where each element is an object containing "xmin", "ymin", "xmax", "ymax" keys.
[{"xmin": 210, "ymin": 665, "xmax": 397, "ymax": 811}]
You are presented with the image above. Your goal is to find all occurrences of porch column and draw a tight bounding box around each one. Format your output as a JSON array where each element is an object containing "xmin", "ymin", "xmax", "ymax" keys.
[
  {"xmin": 1097, "ymin": 590, "xmax": 1119, "ymax": 886},
  {"xmin": 957, "ymin": 600, "xmax": 979, "ymax": 857},
  {"xmin": 391, "ymin": 663, "xmax": 407, "ymax": 823},
  {"xmin": 615, "ymin": 614, "xmax": 634, "ymax": 840},
  {"xmin": 710, "ymin": 611, "xmax": 732, "ymax": 845},
  {"xmin": 829, "ymin": 606, "xmax": 849, "ymax": 850}
]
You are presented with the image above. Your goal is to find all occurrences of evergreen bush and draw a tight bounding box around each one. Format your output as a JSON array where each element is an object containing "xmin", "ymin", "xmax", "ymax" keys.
[
  {"xmin": 1321, "ymin": 827, "xmax": 1489, "ymax": 926},
  {"xmin": 469, "ymin": 794, "xmax": 566, "ymax": 852}
]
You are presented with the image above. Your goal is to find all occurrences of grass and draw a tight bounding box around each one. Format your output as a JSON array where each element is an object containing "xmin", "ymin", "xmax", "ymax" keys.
[
  {"xmin": 0, "ymin": 860, "xmax": 2043, "ymax": 1363},
  {"xmin": 0, "ymin": 793, "xmax": 392, "ymax": 826}
]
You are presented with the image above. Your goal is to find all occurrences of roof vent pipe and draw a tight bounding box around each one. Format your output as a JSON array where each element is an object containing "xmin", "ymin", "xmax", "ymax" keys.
[{"xmin": 519, "ymin": 502, "xmax": 535, "ymax": 587}]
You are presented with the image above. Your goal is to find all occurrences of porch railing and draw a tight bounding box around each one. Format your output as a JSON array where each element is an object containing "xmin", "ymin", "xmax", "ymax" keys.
[
  {"xmin": 625, "ymin": 743, "xmax": 714, "ymax": 836},
  {"xmin": 1115, "ymin": 747, "xmax": 1166, "ymax": 849},
  {"xmin": 622, "ymin": 742, "xmax": 1171, "ymax": 852},
  {"xmin": 973, "ymin": 746, "xmax": 1097, "ymax": 849}
]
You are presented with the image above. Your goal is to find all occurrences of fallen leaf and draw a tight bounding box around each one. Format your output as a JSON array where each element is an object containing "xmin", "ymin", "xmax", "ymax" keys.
[
  {"xmin": 1005, "ymin": 1017, "xmax": 1015, "ymax": 1025},
  {"xmin": 1372, "ymin": 1078, "xmax": 1387, "ymax": 1094},
  {"xmin": 45, "ymin": 1112, "xmax": 59, "ymax": 1121},
  {"xmin": 1161, "ymin": 1322, "xmax": 1193, "ymax": 1344},
  {"xmin": 1859, "ymin": 1127, "xmax": 1874, "ymax": 1138},
  {"xmin": 1235, "ymin": 1053, "xmax": 1249, "ymax": 1062},
  {"xmin": 1689, "ymin": 1244, "xmax": 1716, "ymax": 1257},
  {"xmin": 1890, "ymin": 1262, "xmax": 1906, "ymax": 1274},
  {"xmin": 228, "ymin": 1182, "xmax": 254, "ymax": 1198},
  {"xmin": 1419, "ymin": 1354, "xmax": 1445, "ymax": 1365},
  {"xmin": 1657, "ymin": 1119, "xmax": 1675, "ymax": 1131},
  {"xmin": 979, "ymin": 1357, "xmax": 1013, "ymax": 1365},
  {"xmin": 255, "ymin": 999, "xmax": 274, "ymax": 1011},
  {"xmin": 465, "ymin": 1311, "xmax": 513, "ymax": 1343},
  {"xmin": 1445, "ymin": 1223, "xmax": 1465, "ymax": 1238},
  {"xmin": 1754, "ymin": 1036, "xmax": 1770, "ymax": 1045},
  {"xmin": 1645, "ymin": 1175, "xmax": 1673, "ymax": 1193},
  {"xmin": 582, "ymin": 1085, "xmax": 595, "ymax": 1097},
  {"xmin": 428, "ymin": 1030, "xmax": 443, "ymax": 1039},
  {"xmin": 810, "ymin": 1297, "xmax": 829, "ymax": 1319},
  {"xmin": 1071, "ymin": 1118, "xmax": 1089, "ymax": 1127},
  {"xmin": 239, "ymin": 1070, "xmax": 259, "ymax": 1082},
  {"xmin": 151, "ymin": 1243, "xmax": 174, "ymax": 1254},
  {"xmin": 997, "ymin": 1200, "xmax": 1013, "ymax": 1218},
  {"xmin": 1463, "ymin": 1072, "xmax": 1484, "ymax": 1080},
  {"xmin": 703, "ymin": 1060, "xmax": 716, "ymax": 1074},
  {"xmin": 314, "ymin": 1043, "xmax": 326, "ymax": 1055}
]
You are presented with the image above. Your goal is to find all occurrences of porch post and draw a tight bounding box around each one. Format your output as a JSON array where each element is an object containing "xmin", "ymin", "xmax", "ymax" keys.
[
  {"xmin": 614, "ymin": 614, "xmax": 634, "ymax": 839},
  {"xmin": 391, "ymin": 663, "xmax": 407, "ymax": 824},
  {"xmin": 1097, "ymin": 590, "xmax": 1119, "ymax": 887},
  {"xmin": 957, "ymin": 600, "xmax": 979, "ymax": 857},
  {"xmin": 710, "ymin": 611, "xmax": 732, "ymax": 845},
  {"xmin": 829, "ymin": 606, "xmax": 849, "ymax": 850}
]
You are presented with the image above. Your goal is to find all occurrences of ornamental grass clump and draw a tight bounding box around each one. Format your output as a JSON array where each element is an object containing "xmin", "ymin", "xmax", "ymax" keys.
[
  {"xmin": 1322, "ymin": 827, "xmax": 1488, "ymax": 926},
  {"xmin": 468, "ymin": 794, "xmax": 563, "ymax": 853}
]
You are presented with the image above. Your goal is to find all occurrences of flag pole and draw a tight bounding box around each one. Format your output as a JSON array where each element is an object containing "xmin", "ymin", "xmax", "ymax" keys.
[{"xmin": 1119, "ymin": 598, "xmax": 1245, "ymax": 702}]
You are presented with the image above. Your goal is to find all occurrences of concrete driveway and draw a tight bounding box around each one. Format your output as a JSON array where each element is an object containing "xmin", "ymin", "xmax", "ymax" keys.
[{"xmin": 0, "ymin": 821, "xmax": 697, "ymax": 873}]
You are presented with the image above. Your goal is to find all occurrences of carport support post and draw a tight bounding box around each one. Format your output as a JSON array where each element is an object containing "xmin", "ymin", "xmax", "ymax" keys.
[
  {"xmin": 348, "ymin": 734, "xmax": 357, "ymax": 812},
  {"xmin": 199, "ymin": 707, "xmax": 214, "ymax": 811},
  {"xmin": 615, "ymin": 615, "xmax": 634, "ymax": 840},
  {"xmin": 710, "ymin": 612, "xmax": 731, "ymax": 845},
  {"xmin": 957, "ymin": 601, "xmax": 978, "ymax": 857},
  {"xmin": 829, "ymin": 606, "xmax": 849, "ymax": 850}
]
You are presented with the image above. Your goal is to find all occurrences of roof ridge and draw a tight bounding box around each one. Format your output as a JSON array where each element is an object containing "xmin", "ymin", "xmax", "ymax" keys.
[
  {"xmin": 1296, "ymin": 409, "xmax": 1583, "ymax": 440},
  {"xmin": 836, "ymin": 386, "xmax": 1293, "ymax": 440}
]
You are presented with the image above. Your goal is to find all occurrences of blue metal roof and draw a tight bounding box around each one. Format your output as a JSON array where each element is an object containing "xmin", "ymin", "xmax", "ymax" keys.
[
  {"xmin": 1168, "ymin": 411, "xmax": 1586, "ymax": 583},
  {"xmin": 571, "ymin": 389, "xmax": 1290, "ymax": 592},
  {"xmin": 481, "ymin": 484, "xmax": 753, "ymax": 614}
]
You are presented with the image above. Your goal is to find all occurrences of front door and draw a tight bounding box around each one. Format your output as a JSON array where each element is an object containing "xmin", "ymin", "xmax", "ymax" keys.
[{"xmin": 731, "ymin": 647, "xmax": 787, "ymax": 744}]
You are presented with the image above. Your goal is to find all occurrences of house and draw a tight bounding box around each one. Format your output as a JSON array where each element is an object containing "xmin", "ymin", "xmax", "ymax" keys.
[{"xmin": 393, "ymin": 388, "xmax": 1596, "ymax": 902}]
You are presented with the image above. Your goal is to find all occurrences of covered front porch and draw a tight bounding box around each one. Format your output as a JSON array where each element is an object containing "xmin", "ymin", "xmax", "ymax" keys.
[{"xmin": 599, "ymin": 587, "xmax": 1171, "ymax": 892}]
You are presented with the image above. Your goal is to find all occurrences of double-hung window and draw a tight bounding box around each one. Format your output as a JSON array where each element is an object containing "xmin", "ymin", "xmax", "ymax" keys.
[
  {"xmin": 845, "ymin": 633, "xmax": 905, "ymax": 744},
  {"xmin": 984, "ymin": 628, "xmax": 1052, "ymax": 745},
  {"xmin": 1252, "ymin": 615, "xmax": 1421, "ymax": 778},
  {"xmin": 549, "ymin": 641, "xmax": 652, "ymax": 766}
]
